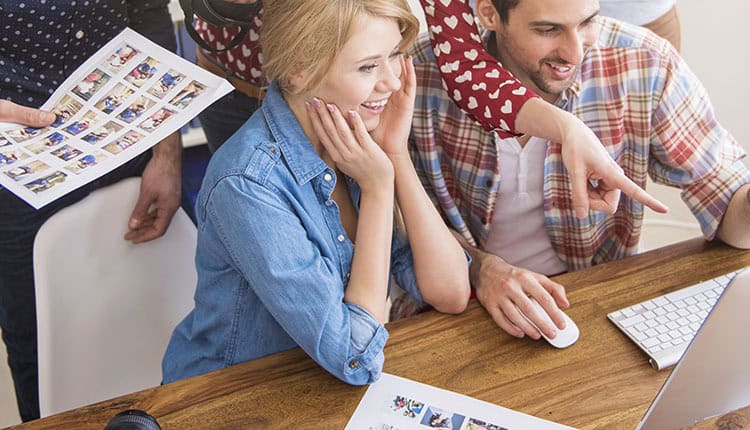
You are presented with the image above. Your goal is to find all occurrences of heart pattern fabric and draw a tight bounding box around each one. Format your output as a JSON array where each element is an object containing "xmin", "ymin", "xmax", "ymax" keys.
[
  {"xmin": 419, "ymin": 0, "xmax": 538, "ymax": 136},
  {"xmin": 196, "ymin": 14, "xmax": 265, "ymax": 86}
]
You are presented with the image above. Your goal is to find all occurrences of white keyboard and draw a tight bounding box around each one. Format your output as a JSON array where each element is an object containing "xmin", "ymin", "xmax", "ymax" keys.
[{"xmin": 608, "ymin": 268, "xmax": 746, "ymax": 370}]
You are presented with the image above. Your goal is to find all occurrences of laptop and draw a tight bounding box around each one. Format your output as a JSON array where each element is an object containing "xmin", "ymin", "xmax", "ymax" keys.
[{"xmin": 637, "ymin": 269, "xmax": 750, "ymax": 429}]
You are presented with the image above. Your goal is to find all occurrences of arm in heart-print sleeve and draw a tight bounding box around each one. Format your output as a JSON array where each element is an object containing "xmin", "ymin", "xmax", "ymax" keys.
[{"xmin": 420, "ymin": 0, "xmax": 538, "ymax": 137}]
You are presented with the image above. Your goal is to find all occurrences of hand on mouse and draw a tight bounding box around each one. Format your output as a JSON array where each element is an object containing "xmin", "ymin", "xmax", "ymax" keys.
[{"xmin": 472, "ymin": 249, "xmax": 569, "ymax": 340}]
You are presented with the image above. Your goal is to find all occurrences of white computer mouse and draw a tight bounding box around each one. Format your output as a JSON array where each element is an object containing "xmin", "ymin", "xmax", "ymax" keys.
[{"xmin": 519, "ymin": 297, "xmax": 580, "ymax": 348}]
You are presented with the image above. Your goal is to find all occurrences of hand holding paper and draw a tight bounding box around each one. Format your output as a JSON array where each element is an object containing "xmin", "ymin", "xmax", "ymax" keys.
[
  {"xmin": 0, "ymin": 100, "xmax": 56, "ymax": 128},
  {"xmin": 0, "ymin": 28, "xmax": 233, "ymax": 209}
]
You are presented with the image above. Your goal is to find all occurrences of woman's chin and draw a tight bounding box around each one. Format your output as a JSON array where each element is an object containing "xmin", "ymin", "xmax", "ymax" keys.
[{"xmin": 363, "ymin": 116, "xmax": 381, "ymax": 132}]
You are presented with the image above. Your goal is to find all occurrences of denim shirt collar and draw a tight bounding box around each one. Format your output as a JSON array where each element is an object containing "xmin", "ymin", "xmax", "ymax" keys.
[{"xmin": 262, "ymin": 81, "xmax": 328, "ymax": 185}]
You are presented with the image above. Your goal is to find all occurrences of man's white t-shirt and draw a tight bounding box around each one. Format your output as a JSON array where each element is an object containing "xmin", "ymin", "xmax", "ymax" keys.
[{"xmin": 484, "ymin": 136, "xmax": 567, "ymax": 276}]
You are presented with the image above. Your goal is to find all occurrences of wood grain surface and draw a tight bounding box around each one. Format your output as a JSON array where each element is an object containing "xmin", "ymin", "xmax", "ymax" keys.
[{"xmin": 9, "ymin": 238, "xmax": 750, "ymax": 430}]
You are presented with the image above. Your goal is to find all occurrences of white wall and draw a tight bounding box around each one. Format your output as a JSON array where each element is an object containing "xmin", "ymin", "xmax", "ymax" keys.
[{"xmin": 681, "ymin": 0, "xmax": 750, "ymax": 158}]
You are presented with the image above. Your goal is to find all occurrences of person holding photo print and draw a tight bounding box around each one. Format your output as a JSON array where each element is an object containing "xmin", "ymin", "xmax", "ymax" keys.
[
  {"xmin": 0, "ymin": 1, "xmax": 184, "ymax": 422},
  {"xmin": 161, "ymin": 0, "xmax": 471, "ymax": 385}
]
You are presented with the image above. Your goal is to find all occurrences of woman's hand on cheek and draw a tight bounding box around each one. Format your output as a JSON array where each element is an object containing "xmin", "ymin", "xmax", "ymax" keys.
[
  {"xmin": 306, "ymin": 98, "xmax": 394, "ymax": 193},
  {"xmin": 370, "ymin": 55, "xmax": 416, "ymax": 159}
]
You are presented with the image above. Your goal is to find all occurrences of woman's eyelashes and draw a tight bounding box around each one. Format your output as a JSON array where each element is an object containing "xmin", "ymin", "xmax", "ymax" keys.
[{"xmin": 358, "ymin": 51, "xmax": 403, "ymax": 74}]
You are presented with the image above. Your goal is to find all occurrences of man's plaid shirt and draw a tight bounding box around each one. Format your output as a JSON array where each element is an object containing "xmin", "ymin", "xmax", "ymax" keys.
[{"xmin": 408, "ymin": 17, "xmax": 750, "ymax": 271}]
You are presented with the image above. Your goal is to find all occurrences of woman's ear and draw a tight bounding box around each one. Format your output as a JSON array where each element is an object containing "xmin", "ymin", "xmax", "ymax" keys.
[
  {"xmin": 287, "ymin": 70, "xmax": 307, "ymax": 93},
  {"xmin": 475, "ymin": 0, "xmax": 502, "ymax": 31}
]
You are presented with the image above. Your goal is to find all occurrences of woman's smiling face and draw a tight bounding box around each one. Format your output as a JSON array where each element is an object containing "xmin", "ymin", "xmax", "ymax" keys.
[{"xmin": 311, "ymin": 15, "xmax": 404, "ymax": 131}]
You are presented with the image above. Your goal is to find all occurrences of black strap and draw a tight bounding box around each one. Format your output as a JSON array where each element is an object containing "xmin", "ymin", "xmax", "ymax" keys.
[{"xmin": 178, "ymin": 0, "xmax": 256, "ymax": 53}]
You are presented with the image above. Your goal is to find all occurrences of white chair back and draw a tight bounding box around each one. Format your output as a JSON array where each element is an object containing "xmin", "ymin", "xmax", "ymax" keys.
[{"xmin": 33, "ymin": 177, "xmax": 196, "ymax": 417}]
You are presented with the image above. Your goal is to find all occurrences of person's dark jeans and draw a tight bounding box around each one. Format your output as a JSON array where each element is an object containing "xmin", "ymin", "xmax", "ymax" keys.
[
  {"xmin": 0, "ymin": 152, "xmax": 150, "ymax": 422},
  {"xmin": 198, "ymin": 89, "xmax": 260, "ymax": 153}
]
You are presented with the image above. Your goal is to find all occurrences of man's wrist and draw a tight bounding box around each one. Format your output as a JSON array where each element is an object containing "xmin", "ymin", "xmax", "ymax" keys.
[{"xmin": 151, "ymin": 132, "xmax": 182, "ymax": 160}]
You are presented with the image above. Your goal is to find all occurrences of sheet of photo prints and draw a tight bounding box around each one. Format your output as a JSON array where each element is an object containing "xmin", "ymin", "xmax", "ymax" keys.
[
  {"xmin": 0, "ymin": 28, "xmax": 232, "ymax": 209},
  {"xmin": 345, "ymin": 373, "xmax": 575, "ymax": 430}
]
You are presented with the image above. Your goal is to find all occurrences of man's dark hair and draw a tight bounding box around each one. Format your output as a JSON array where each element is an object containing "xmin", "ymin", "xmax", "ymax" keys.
[{"xmin": 491, "ymin": 0, "xmax": 520, "ymax": 23}]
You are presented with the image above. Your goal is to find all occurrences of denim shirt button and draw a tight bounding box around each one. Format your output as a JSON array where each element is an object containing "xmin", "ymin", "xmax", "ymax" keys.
[
  {"xmin": 323, "ymin": 173, "xmax": 333, "ymax": 182},
  {"xmin": 348, "ymin": 359, "xmax": 359, "ymax": 369},
  {"xmin": 337, "ymin": 234, "xmax": 345, "ymax": 242}
]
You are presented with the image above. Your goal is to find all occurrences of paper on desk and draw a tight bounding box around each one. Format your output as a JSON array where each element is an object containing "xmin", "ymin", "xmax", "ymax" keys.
[
  {"xmin": 345, "ymin": 373, "xmax": 575, "ymax": 430},
  {"xmin": 0, "ymin": 27, "xmax": 233, "ymax": 209}
]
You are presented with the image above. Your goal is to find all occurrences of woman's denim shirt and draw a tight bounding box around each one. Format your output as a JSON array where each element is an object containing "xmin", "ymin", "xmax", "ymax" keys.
[{"xmin": 162, "ymin": 82, "xmax": 424, "ymax": 385}]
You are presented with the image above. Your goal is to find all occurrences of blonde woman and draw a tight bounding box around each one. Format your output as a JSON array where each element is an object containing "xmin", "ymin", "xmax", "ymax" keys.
[{"xmin": 162, "ymin": 0, "xmax": 470, "ymax": 385}]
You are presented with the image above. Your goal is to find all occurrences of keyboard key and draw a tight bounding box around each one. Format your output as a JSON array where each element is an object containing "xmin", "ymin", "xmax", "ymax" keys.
[
  {"xmin": 645, "ymin": 328, "xmax": 658, "ymax": 337},
  {"xmin": 634, "ymin": 322, "xmax": 648, "ymax": 332},
  {"xmin": 668, "ymin": 330, "xmax": 682, "ymax": 340},
  {"xmin": 622, "ymin": 308, "xmax": 636, "ymax": 318},
  {"xmin": 666, "ymin": 312, "xmax": 680, "ymax": 321},
  {"xmin": 620, "ymin": 314, "xmax": 645, "ymax": 327},
  {"xmin": 666, "ymin": 321, "xmax": 679, "ymax": 330},
  {"xmin": 645, "ymin": 320, "xmax": 658, "ymax": 328},
  {"xmin": 679, "ymin": 326, "xmax": 692, "ymax": 335},
  {"xmin": 643, "ymin": 301, "xmax": 657, "ymax": 310},
  {"xmin": 642, "ymin": 338, "xmax": 659, "ymax": 348},
  {"xmin": 676, "ymin": 317, "xmax": 689, "ymax": 327}
]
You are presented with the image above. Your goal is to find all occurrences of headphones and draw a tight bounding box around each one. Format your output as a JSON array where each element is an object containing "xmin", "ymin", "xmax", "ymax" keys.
[{"xmin": 179, "ymin": 0, "xmax": 262, "ymax": 52}]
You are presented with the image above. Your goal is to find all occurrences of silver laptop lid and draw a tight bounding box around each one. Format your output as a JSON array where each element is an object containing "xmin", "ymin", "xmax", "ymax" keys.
[{"xmin": 638, "ymin": 268, "xmax": 750, "ymax": 430}]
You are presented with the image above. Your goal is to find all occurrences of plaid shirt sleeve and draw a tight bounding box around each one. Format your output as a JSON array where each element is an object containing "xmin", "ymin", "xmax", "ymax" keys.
[
  {"xmin": 418, "ymin": 0, "xmax": 538, "ymax": 136},
  {"xmin": 646, "ymin": 42, "xmax": 750, "ymax": 239}
]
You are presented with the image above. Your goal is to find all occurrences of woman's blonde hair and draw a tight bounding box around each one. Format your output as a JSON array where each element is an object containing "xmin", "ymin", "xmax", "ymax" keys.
[{"xmin": 261, "ymin": 0, "xmax": 419, "ymax": 94}]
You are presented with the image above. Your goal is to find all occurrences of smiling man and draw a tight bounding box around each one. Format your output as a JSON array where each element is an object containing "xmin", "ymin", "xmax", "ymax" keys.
[{"xmin": 408, "ymin": 0, "xmax": 750, "ymax": 340}]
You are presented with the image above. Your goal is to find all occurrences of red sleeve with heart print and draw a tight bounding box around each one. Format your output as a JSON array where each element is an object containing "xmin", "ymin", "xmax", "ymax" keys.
[
  {"xmin": 420, "ymin": 0, "xmax": 538, "ymax": 136},
  {"xmin": 194, "ymin": 16, "xmax": 266, "ymax": 86}
]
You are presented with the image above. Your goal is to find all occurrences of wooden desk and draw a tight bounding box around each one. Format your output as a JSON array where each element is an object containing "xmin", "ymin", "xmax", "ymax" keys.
[{"xmin": 11, "ymin": 238, "xmax": 750, "ymax": 430}]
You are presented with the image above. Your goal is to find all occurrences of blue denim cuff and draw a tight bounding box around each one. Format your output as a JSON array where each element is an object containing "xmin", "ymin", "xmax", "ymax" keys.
[{"xmin": 344, "ymin": 303, "xmax": 389, "ymax": 383}]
